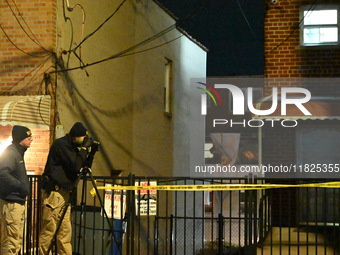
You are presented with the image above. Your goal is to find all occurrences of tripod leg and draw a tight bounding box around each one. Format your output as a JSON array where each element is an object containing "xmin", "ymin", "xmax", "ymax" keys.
[
  {"xmin": 45, "ymin": 172, "xmax": 83, "ymax": 255},
  {"xmin": 46, "ymin": 198, "xmax": 71, "ymax": 254},
  {"xmin": 76, "ymin": 172, "xmax": 87, "ymax": 254},
  {"xmin": 86, "ymin": 169, "xmax": 122, "ymax": 252}
]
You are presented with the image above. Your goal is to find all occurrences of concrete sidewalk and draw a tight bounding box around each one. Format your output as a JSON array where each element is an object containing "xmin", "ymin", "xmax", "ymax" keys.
[{"xmin": 257, "ymin": 227, "xmax": 336, "ymax": 255}]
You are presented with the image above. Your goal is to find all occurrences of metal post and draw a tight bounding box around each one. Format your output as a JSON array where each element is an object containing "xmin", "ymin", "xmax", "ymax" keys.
[{"xmin": 218, "ymin": 213, "xmax": 223, "ymax": 254}]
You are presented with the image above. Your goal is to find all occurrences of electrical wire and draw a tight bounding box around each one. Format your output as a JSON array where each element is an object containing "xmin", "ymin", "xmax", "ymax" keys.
[
  {"xmin": 38, "ymin": 93, "xmax": 50, "ymax": 126},
  {"xmin": 267, "ymin": 3, "xmax": 316, "ymax": 54},
  {"xmin": 52, "ymin": 24, "xmax": 178, "ymax": 73},
  {"xmin": 12, "ymin": 56, "xmax": 52, "ymax": 92},
  {"xmin": 0, "ymin": 55, "xmax": 53, "ymax": 94},
  {"xmin": 117, "ymin": 34, "xmax": 184, "ymax": 58},
  {"xmin": 235, "ymin": 0, "xmax": 258, "ymax": 42},
  {"xmin": 55, "ymin": 0, "xmax": 214, "ymax": 73},
  {"xmin": 72, "ymin": 0, "xmax": 127, "ymax": 52},
  {"xmin": 54, "ymin": 34, "xmax": 183, "ymax": 117},
  {"xmin": 65, "ymin": 1, "xmax": 86, "ymax": 68},
  {"xmin": 5, "ymin": 0, "xmax": 52, "ymax": 55},
  {"xmin": 6, "ymin": 0, "xmax": 52, "ymax": 53},
  {"xmin": 0, "ymin": 24, "xmax": 48, "ymax": 58}
]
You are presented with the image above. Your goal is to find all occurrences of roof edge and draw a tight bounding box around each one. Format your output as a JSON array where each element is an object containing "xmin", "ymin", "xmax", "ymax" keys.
[{"xmin": 153, "ymin": 0, "xmax": 208, "ymax": 52}]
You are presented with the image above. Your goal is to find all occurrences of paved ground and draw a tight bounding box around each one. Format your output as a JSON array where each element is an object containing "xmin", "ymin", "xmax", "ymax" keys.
[{"xmin": 257, "ymin": 227, "xmax": 336, "ymax": 255}]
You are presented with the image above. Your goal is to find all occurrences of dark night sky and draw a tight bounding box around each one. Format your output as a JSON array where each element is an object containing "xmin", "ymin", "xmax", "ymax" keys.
[{"xmin": 158, "ymin": 0, "xmax": 265, "ymax": 76}]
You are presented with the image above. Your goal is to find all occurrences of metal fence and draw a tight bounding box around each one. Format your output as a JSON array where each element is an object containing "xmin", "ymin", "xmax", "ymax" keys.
[{"xmin": 21, "ymin": 175, "xmax": 340, "ymax": 254}]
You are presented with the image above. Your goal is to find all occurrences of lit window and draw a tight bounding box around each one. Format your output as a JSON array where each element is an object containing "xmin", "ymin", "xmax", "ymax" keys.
[{"xmin": 301, "ymin": 7, "xmax": 339, "ymax": 46}]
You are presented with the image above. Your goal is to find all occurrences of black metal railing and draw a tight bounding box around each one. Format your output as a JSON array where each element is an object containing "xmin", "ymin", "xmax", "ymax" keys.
[{"xmin": 21, "ymin": 175, "xmax": 340, "ymax": 254}]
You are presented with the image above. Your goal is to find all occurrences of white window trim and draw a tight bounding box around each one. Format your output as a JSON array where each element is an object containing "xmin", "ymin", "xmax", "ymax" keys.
[
  {"xmin": 300, "ymin": 5, "xmax": 340, "ymax": 47},
  {"xmin": 164, "ymin": 58, "xmax": 173, "ymax": 116}
]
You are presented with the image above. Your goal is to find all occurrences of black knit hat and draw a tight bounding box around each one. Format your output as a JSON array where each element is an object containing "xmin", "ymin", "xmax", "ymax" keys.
[
  {"xmin": 70, "ymin": 122, "xmax": 88, "ymax": 137},
  {"xmin": 12, "ymin": 125, "xmax": 32, "ymax": 143}
]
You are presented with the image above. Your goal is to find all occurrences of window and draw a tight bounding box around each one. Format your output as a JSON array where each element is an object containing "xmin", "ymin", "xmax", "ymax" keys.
[
  {"xmin": 301, "ymin": 6, "xmax": 339, "ymax": 46},
  {"xmin": 164, "ymin": 58, "xmax": 173, "ymax": 116}
]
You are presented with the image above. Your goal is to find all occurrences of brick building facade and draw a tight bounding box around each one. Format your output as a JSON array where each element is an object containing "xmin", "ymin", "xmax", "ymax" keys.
[
  {"xmin": 0, "ymin": 0, "xmax": 56, "ymax": 173},
  {"xmin": 263, "ymin": 0, "xmax": 340, "ymax": 169},
  {"xmin": 263, "ymin": 0, "xmax": 340, "ymax": 226},
  {"xmin": 265, "ymin": 0, "xmax": 340, "ymax": 80}
]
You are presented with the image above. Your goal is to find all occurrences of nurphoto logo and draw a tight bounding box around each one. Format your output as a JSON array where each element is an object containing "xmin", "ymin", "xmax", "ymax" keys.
[{"xmin": 197, "ymin": 82, "xmax": 312, "ymax": 128}]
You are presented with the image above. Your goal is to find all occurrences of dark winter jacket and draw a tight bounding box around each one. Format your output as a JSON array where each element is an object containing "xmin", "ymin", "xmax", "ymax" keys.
[
  {"xmin": 0, "ymin": 143, "xmax": 30, "ymax": 205},
  {"xmin": 43, "ymin": 134, "xmax": 87, "ymax": 191}
]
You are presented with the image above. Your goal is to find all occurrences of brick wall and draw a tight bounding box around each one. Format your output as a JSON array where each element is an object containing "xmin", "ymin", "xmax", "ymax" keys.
[
  {"xmin": 0, "ymin": 0, "xmax": 55, "ymax": 173},
  {"xmin": 0, "ymin": 0, "xmax": 56, "ymax": 94},
  {"xmin": 25, "ymin": 127, "xmax": 50, "ymax": 174},
  {"xmin": 264, "ymin": 1, "xmax": 340, "ymax": 226},
  {"xmin": 264, "ymin": 0, "xmax": 340, "ymax": 95}
]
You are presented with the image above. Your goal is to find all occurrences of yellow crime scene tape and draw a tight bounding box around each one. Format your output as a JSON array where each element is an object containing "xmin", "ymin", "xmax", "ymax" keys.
[{"xmin": 90, "ymin": 181, "xmax": 340, "ymax": 197}]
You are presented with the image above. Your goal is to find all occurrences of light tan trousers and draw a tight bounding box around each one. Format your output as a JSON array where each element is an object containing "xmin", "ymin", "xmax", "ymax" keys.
[
  {"xmin": 39, "ymin": 189, "xmax": 72, "ymax": 255},
  {"xmin": 0, "ymin": 200, "xmax": 25, "ymax": 255}
]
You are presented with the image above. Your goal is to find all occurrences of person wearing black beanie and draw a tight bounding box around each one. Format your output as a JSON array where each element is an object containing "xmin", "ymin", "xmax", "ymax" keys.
[
  {"xmin": 39, "ymin": 122, "xmax": 89, "ymax": 255},
  {"xmin": 0, "ymin": 125, "xmax": 32, "ymax": 254}
]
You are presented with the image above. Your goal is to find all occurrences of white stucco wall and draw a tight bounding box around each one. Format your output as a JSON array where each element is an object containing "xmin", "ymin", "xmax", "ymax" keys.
[
  {"xmin": 132, "ymin": 1, "xmax": 207, "ymax": 176},
  {"xmin": 55, "ymin": 0, "xmax": 206, "ymax": 176},
  {"xmin": 56, "ymin": 0, "xmax": 136, "ymax": 176}
]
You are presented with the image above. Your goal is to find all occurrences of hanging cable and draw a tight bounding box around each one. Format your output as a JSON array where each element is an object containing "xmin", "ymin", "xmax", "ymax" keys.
[
  {"xmin": 52, "ymin": 24, "xmax": 177, "ymax": 73},
  {"xmin": 72, "ymin": 0, "xmax": 127, "ymax": 52},
  {"xmin": 10, "ymin": 0, "xmax": 44, "ymax": 49},
  {"xmin": 117, "ymin": 35, "xmax": 184, "ymax": 58},
  {"xmin": 267, "ymin": 3, "xmax": 316, "ymax": 54},
  {"xmin": 0, "ymin": 55, "xmax": 53, "ymax": 94},
  {"xmin": 0, "ymin": 24, "xmax": 49, "ymax": 58},
  {"xmin": 235, "ymin": 0, "xmax": 259, "ymax": 42},
  {"xmin": 37, "ymin": 85, "xmax": 51, "ymax": 126},
  {"xmin": 13, "ymin": 56, "xmax": 52, "ymax": 92},
  {"xmin": 51, "ymin": 0, "xmax": 214, "ymax": 73},
  {"xmin": 53, "ymin": 34, "xmax": 183, "ymax": 117},
  {"xmin": 5, "ymin": 0, "xmax": 52, "ymax": 55},
  {"xmin": 64, "ymin": 0, "xmax": 86, "ymax": 69}
]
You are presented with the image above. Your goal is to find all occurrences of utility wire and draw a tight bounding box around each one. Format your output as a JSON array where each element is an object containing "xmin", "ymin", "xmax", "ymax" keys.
[
  {"xmin": 0, "ymin": 55, "xmax": 52, "ymax": 94},
  {"xmin": 52, "ymin": 24, "xmax": 177, "ymax": 73},
  {"xmin": 267, "ymin": 3, "xmax": 316, "ymax": 54},
  {"xmin": 69, "ymin": 0, "xmax": 213, "ymax": 62},
  {"xmin": 235, "ymin": 0, "xmax": 258, "ymax": 42},
  {"xmin": 118, "ymin": 35, "xmax": 184, "ymax": 58},
  {"xmin": 53, "ymin": 34, "xmax": 183, "ymax": 117},
  {"xmin": 0, "ymin": 24, "xmax": 49, "ymax": 58},
  {"xmin": 37, "ymin": 90, "xmax": 51, "ymax": 126},
  {"xmin": 61, "ymin": 0, "xmax": 75, "ymax": 68},
  {"xmin": 13, "ymin": 56, "xmax": 52, "ymax": 92},
  {"xmin": 5, "ymin": 0, "xmax": 52, "ymax": 55},
  {"xmin": 51, "ymin": 0, "xmax": 215, "ymax": 74},
  {"xmin": 19, "ymin": 57, "xmax": 53, "ymax": 92},
  {"xmin": 72, "ymin": 0, "xmax": 127, "ymax": 52},
  {"xmin": 65, "ymin": 1, "xmax": 86, "ymax": 69}
]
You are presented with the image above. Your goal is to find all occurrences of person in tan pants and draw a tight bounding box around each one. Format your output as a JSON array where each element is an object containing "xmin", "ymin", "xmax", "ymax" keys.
[
  {"xmin": 39, "ymin": 122, "xmax": 89, "ymax": 255},
  {"xmin": 0, "ymin": 126, "xmax": 33, "ymax": 254}
]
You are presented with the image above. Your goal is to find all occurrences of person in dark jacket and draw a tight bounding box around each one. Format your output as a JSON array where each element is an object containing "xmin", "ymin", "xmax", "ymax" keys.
[
  {"xmin": 0, "ymin": 125, "xmax": 32, "ymax": 254},
  {"xmin": 39, "ymin": 122, "xmax": 89, "ymax": 255}
]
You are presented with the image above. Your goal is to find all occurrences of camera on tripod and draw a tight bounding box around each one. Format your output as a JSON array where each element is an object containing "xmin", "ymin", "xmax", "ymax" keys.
[
  {"xmin": 89, "ymin": 137, "xmax": 100, "ymax": 151},
  {"xmin": 81, "ymin": 137, "xmax": 100, "ymax": 169},
  {"xmin": 82, "ymin": 136, "xmax": 100, "ymax": 151}
]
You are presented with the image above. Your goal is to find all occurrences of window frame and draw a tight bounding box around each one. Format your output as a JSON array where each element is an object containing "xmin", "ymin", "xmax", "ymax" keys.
[
  {"xmin": 164, "ymin": 58, "xmax": 173, "ymax": 117},
  {"xmin": 300, "ymin": 5, "xmax": 340, "ymax": 47}
]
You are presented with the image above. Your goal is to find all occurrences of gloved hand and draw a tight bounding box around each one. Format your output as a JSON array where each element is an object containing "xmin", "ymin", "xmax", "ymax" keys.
[{"xmin": 81, "ymin": 136, "xmax": 93, "ymax": 148}]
